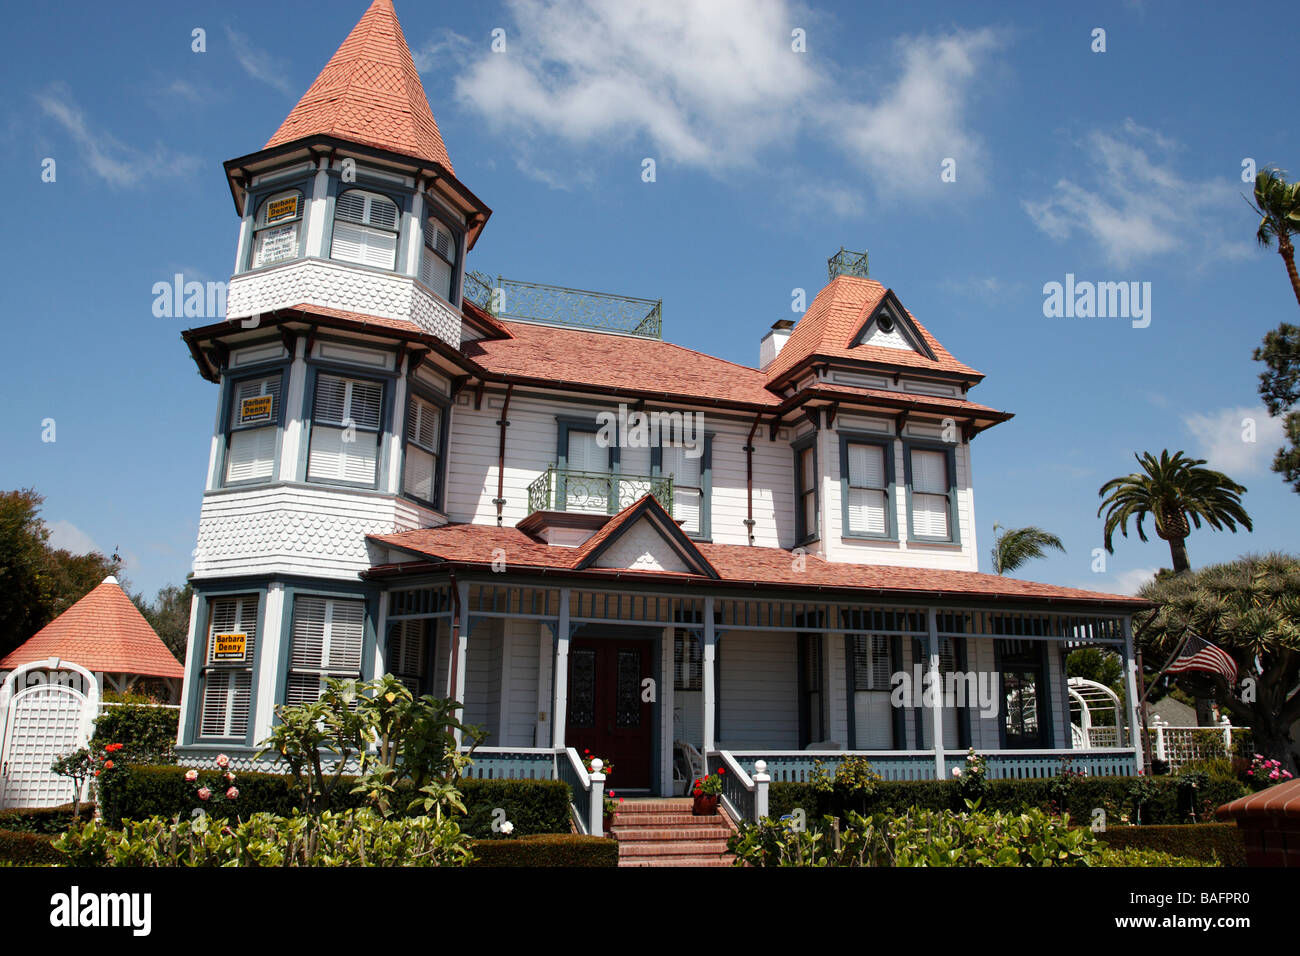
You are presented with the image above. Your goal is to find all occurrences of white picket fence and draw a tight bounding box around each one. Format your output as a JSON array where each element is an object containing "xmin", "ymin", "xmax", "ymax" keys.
[{"xmin": 1148, "ymin": 717, "xmax": 1244, "ymax": 772}]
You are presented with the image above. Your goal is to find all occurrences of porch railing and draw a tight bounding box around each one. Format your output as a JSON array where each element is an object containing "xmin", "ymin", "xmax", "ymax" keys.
[
  {"xmin": 460, "ymin": 746, "xmax": 557, "ymax": 780},
  {"xmin": 557, "ymin": 746, "xmax": 608, "ymax": 836},
  {"xmin": 706, "ymin": 750, "xmax": 758, "ymax": 822},
  {"xmin": 527, "ymin": 466, "xmax": 674, "ymax": 516}
]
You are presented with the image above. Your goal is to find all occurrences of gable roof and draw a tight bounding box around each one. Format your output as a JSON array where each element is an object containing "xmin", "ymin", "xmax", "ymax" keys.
[
  {"xmin": 265, "ymin": 0, "xmax": 454, "ymax": 172},
  {"xmin": 764, "ymin": 276, "xmax": 983, "ymax": 388},
  {"xmin": 571, "ymin": 495, "xmax": 719, "ymax": 577},
  {"xmin": 0, "ymin": 577, "xmax": 184, "ymax": 678}
]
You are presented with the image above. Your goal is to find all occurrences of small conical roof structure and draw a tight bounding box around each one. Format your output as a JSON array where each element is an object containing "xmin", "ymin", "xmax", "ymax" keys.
[
  {"xmin": 265, "ymin": 0, "xmax": 454, "ymax": 172},
  {"xmin": 0, "ymin": 576, "xmax": 184, "ymax": 679}
]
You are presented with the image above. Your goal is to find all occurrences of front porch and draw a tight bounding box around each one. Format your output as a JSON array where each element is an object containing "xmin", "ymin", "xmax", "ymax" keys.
[{"xmin": 381, "ymin": 580, "xmax": 1144, "ymax": 827}]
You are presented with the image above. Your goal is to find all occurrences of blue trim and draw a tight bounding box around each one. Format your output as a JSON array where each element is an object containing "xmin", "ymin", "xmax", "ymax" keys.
[
  {"xmin": 849, "ymin": 290, "xmax": 938, "ymax": 360},
  {"xmin": 792, "ymin": 433, "xmax": 819, "ymax": 546},
  {"xmin": 420, "ymin": 199, "xmax": 466, "ymax": 307},
  {"xmin": 901, "ymin": 437, "xmax": 961, "ymax": 545},
  {"xmin": 838, "ymin": 430, "xmax": 897, "ymax": 541},
  {"xmin": 183, "ymin": 584, "xmax": 270, "ymax": 749},
  {"xmin": 215, "ymin": 363, "xmax": 291, "ymax": 489},
  {"xmin": 650, "ymin": 433, "xmax": 713, "ymax": 541}
]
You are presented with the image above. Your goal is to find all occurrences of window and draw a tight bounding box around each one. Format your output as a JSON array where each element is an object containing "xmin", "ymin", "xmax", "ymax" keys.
[
  {"xmin": 198, "ymin": 596, "xmax": 258, "ymax": 739},
  {"xmin": 307, "ymin": 373, "xmax": 384, "ymax": 485},
  {"xmin": 251, "ymin": 190, "xmax": 303, "ymax": 269},
  {"xmin": 850, "ymin": 635, "xmax": 892, "ymax": 691},
  {"xmin": 842, "ymin": 438, "xmax": 892, "ymax": 537},
  {"xmin": 798, "ymin": 633, "xmax": 825, "ymax": 746},
  {"xmin": 420, "ymin": 216, "xmax": 458, "ymax": 301},
  {"xmin": 388, "ymin": 619, "xmax": 427, "ymax": 695},
  {"xmin": 907, "ymin": 443, "xmax": 956, "ymax": 541},
  {"xmin": 674, "ymin": 631, "xmax": 702, "ymax": 691},
  {"xmin": 402, "ymin": 392, "xmax": 444, "ymax": 506},
  {"xmin": 794, "ymin": 440, "xmax": 818, "ymax": 542},
  {"xmin": 661, "ymin": 443, "xmax": 703, "ymax": 536},
  {"xmin": 562, "ymin": 427, "xmax": 611, "ymax": 513},
  {"xmin": 225, "ymin": 373, "xmax": 283, "ymax": 484},
  {"xmin": 286, "ymin": 596, "xmax": 366, "ymax": 706},
  {"xmin": 331, "ymin": 189, "xmax": 400, "ymax": 270}
]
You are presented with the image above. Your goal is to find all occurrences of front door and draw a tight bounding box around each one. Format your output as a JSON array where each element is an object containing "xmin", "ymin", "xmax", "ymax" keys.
[{"xmin": 566, "ymin": 638, "xmax": 654, "ymax": 789}]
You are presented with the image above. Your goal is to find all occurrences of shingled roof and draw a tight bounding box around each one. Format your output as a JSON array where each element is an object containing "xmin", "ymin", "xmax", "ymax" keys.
[
  {"xmin": 265, "ymin": 0, "xmax": 454, "ymax": 172},
  {"xmin": 0, "ymin": 577, "xmax": 184, "ymax": 679}
]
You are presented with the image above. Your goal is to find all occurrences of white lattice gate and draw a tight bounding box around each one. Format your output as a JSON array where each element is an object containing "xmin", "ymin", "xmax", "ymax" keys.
[{"xmin": 0, "ymin": 658, "xmax": 99, "ymax": 809}]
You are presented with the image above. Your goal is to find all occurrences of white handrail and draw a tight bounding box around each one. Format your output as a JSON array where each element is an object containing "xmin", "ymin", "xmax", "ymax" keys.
[
  {"xmin": 563, "ymin": 746, "xmax": 591, "ymax": 790},
  {"xmin": 714, "ymin": 750, "xmax": 755, "ymax": 791}
]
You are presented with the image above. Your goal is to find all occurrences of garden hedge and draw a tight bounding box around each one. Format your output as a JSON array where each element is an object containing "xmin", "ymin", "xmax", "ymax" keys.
[
  {"xmin": 92, "ymin": 703, "xmax": 179, "ymax": 764},
  {"xmin": 0, "ymin": 830, "xmax": 62, "ymax": 865},
  {"xmin": 99, "ymin": 764, "xmax": 572, "ymax": 837},
  {"xmin": 767, "ymin": 774, "xmax": 1248, "ymax": 827},
  {"xmin": 468, "ymin": 833, "xmax": 618, "ymax": 867},
  {"xmin": 1095, "ymin": 823, "xmax": 1246, "ymax": 866},
  {"xmin": 0, "ymin": 803, "xmax": 95, "ymax": 835}
]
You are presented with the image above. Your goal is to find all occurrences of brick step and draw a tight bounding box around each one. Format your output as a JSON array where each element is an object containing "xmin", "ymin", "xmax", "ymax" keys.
[
  {"xmin": 618, "ymin": 841, "xmax": 732, "ymax": 858},
  {"xmin": 613, "ymin": 801, "xmax": 694, "ymax": 812},
  {"xmin": 612, "ymin": 826, "xmax": 732, "ymax": 841},
  {"xmin": 611, "ymin": 811, "xmax": 725, "ymax": 824},
  {"xmin": 621, "ymin": 856, "xmax": 734, "ymax": 867}
]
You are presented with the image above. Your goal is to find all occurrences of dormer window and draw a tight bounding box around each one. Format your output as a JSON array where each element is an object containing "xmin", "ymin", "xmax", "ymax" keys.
[
  {"xmin": 331, "ymin": 189, "xmax": 400, "ymax": 270},
  {"xmin": 251, "ymin": 190, "xmax": 303, "ymax": 269},
  {"xmin": 420, "ymin": 216, "xmax": 459, "ymax": 302}
]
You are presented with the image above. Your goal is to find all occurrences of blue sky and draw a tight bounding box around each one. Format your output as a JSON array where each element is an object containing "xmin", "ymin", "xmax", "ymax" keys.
[{"xmin": 1, "ymin": 0, "xmax": 1297, "ymax": 601}]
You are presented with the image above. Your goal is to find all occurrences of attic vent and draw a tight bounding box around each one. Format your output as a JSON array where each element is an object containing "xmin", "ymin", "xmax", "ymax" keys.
[{"xmin": 828, "ymin": 247, "xmax": 869, "ymax": 281}]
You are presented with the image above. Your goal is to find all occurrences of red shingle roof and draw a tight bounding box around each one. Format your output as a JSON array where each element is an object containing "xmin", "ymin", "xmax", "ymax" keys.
[
  {"xmin": 368, "ymin": 508, "xmax": 1146, "ymax": 608},
  {"xmin": 266, "ymin": 0, "xmax": 454, "ymax": 172},
  {"xmin": 764, "ymin": 276, "xmax": 983, "ymax": 387},
  {"xmin": 0, "ymin": 577, "xmax": 185, "ymax": 679}
]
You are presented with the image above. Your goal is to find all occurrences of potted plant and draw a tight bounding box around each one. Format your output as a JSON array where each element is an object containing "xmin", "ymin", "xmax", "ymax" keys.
[
  {"xmin": 692, "ymin": 769, "xmax": 723, "ymax": 815},
  {"xmin": 603, "ymin": 790, "xmax": 622, "ymax": 834}
]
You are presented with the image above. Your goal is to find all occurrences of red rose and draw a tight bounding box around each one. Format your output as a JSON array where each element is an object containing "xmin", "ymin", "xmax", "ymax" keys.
[
  {"xmin": 718, "ymin": 768, "xmax": 725, "ymax": 775},
  {"xmin": 103, "ymin": 760, "xmax": 114, "ymax": 770}
]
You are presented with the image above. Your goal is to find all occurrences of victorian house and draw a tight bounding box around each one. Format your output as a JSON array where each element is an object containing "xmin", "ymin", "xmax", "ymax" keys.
[{"xmin": 176, "ymin": 1, "xmax": 1147, "ymax": 818}]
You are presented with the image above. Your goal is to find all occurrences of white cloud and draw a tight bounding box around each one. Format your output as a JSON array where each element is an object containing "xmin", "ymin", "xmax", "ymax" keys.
[
  {"xmin": 438, "ymin": 1, "xmax": 1000, "ymax": 196},
  {"xmin": 1181, "ymin": 405, "xmax": 1285, "ymax": 477},
  {"xmin": 225, "ymin": 26, "xmax": 295, "ymax": 96},
  {"xmin": 33, "ymin": 83, "xmax": 200, "ymax": 188},
  {"xmin": 47, "ymin": 520, "xmax": 98, "ymax": 555},
  {"xmin": 1111, "ymin": 566, "xmax": 1159, "ymax": 595},
  {"xmin": 1024, "ymin": 119, "xmax": 1252, "ymax": 268}
]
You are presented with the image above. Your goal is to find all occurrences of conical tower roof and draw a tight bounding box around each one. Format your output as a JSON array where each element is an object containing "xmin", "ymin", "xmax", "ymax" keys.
[{"xmin": 265, "ymin": 0, "xmax": 454, "ymax": 172}]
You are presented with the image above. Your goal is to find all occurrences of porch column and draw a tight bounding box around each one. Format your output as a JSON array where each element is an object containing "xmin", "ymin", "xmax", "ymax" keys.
[
  {"xmin": 452, "ymin": 579, "xmax": 470, "ymax": 746},
  {"xmin": 702, "ymin": 597, "xmax": 716, "ymax": 753},
  {"xmin": 927, "ymin": 607, "xmax": 945, "ymax": 780},
  {"xmin": 1121, "ymin": 616, "xmax": 1145, "ymax": 772},
  {"xmin": 551, "ymin": 588, "xmax": 571, "ymax": 749}
]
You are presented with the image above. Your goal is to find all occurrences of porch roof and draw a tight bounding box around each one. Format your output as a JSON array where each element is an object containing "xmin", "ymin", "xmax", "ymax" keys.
[{"xmin": 367, "ymin": 503, "xmax": 1149, "ymax": 611}]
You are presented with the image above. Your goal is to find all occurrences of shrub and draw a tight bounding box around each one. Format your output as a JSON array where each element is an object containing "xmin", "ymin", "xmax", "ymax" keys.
[
  {"xmin": 93, "ymin": 703, "xmax": 178, "ymax": 764},
  {"xmin": 0, "ymin": 830, "xmax": 63, "ymax": 865},
  {"xmin": 1094, "ymin": 823, "xmax": 1246, "ymax": 866},
  {"xmin": 0, "ymin": 803, "xmax": 95, "ymax": 835},
  {"xmin": 55, "ymin": 809, "xmax": 472, "ymax": 867},
  {"xmin": 730, "ymin": 806, "xmax": 1104, "ymax": 867},
  {"xmin": 468, "ymin": 833, "xmax": 618, "ymax": 867},
  {"xmin": 1098, "ymin": 845, "xmax": 1217, "ymax": 867},
  {"xmin": 458, "ymin": 779, "xmax": 571, "ymax": 838}
]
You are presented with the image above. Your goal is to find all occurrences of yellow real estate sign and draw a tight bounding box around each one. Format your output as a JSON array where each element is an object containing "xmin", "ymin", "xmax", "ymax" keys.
[{"xmin": 213, "ymin": 633, "xmax": 247, "ymax": 662}]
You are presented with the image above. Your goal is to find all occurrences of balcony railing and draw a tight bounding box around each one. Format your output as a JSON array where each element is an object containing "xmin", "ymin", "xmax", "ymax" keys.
[
  {"xmin": 460, "ymin": 272, "xmax": 662, "ymax": 339},
  {"xmin": 527, "ymin": 466, "xmax": 674, "ymax": 517}
]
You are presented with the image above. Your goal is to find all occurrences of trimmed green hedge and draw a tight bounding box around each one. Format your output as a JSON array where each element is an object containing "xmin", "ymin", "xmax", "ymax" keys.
[
  {"xmin": 0, "ymin": 803, "xmax": 95, "ymax": 835},
  {"xmin": 768, "ymin": 774, "xmax": 1248, "ymax": 827},
  {"xmin": 1095, "ymin": 823, "xmax": 1246, "ymax": 866},
  {"xmin": 99, "ymin": 764, "xmax": 572, "ymax": 837},
  {"xmin": 468, "ymin": 833, "xmax": 617, "ymax": 867},
  {"xmin": 0, "ymin": 830, "xmax": 62, "ymax": 865},
  {"xmin": 93, "ymin": 704, "xmax": 178, "ymax": 764}
]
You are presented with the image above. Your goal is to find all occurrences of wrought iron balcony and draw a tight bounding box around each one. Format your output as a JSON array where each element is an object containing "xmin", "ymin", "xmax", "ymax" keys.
[
  {"xmin": 527, "ymin": 467, "xmax": 674, "ymax": 516},
  {"xmin": 828, "ymin": 246, "xmax": 869, "ymax": 281},
  {"xmin": 460, "ymin": 272, "xmax": 662, "ymax": 340}
]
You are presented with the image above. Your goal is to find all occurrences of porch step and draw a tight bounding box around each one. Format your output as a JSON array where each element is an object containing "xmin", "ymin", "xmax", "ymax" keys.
[{"xmin": 611, "ymin": 798, "xmax": 735, "ymax": 868}]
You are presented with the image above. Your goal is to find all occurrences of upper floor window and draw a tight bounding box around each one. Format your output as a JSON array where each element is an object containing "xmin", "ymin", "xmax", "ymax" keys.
[
  {"xmin": 402, "ymin": 391, "xmax": 445, "ymax": 507},
  {"xmin": 420, "ymin": 216, "xmax": 459, "ymax": 302},
  {"xmin": 794, "ymin": 439, "xmax": 818, "ymax": 543},
  {"xmin": 286, "ymin": 596, "xmax": 366, "ymax": 707},
  {"xmin": 661, "ymin": 444, "xmax": 703, "ymax": 536},
  {"xmin": 907, "ymin": 444, "xmax": 956, "ymax": 541},
  {"xmin": 251, "ymin": 190, "xmax": 303, "ymax": 269},
  {"xmin": 842, "ymin": 438, "xmax": 893, "ymax": 538},
  {"xmin": 198, "ymin": 595, "xmax": 258, "ymax": 739},
  {"xmin": 331, "ymin": 189, "xmax": 400, "ymax": 270},
  {"xmin": 307, "ymin": 372, "xmax": 384, "ymax": 486},
  {"xmin": 225, "ymin": 372, "xmax": 283, "ymax": 485}
]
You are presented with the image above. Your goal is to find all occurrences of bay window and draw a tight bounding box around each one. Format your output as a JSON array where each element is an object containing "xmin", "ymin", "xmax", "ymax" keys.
[
  {"xmin": 420, "ymin": 215, "xmax": 459, "ymax": 302},
  {"xmin": 331, "ymin": 189, "xmax": 400, "ymax": 270},
  {"xmin": 285, "ymin": 596, "xmax": 366, "ymax": 707},
  {"xmin": 224, "ymin": 372, "xmax": 283, "ymax": 485},
  {"xmin": 251, "ymin": 189, "xmax": 303, "ymax": 269},
  {"xmin": 198, "ymin": 595, "xmax": 258, "ymax": 739},
  {"xmin": 402, "ymin": 391, "xmax": 445, "ymax": 507},
  {"xmin": 307, "ymin": 372, "xmax": 384, "ymax": 486}
]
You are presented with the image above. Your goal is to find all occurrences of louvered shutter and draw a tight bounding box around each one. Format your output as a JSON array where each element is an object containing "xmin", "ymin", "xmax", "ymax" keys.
[
  {"xmin": 911, "ymin": 449, "xmax": 949, "ymax": 537},
  {"xmin": 566, "ymin": 431, "xmax": 609, "ymax": 513},
  {"xmin": 335, "ymin": 191, "xmax": 367, "ymax": 223},
  {"xmin": 421, "ymin": 219, "xmax": 455, "ymax": 300},
  {"xmin": 851, "ymin": 635, "xmax": 893, "ymax": 691},
  {"xmin": 287, "ymin": 597, "xmax": 365, "ymax": 706},
  {"xmin": 661, "ymin": 445, "xmax": 701, "ymax": 533},
  {"xmin": 199, "ymin": 597, "xmax": 257, "ymax": 737},
  {"xmin": 389, "ymin": 620, "xmax": 427, "ymax": 693},
  {"xmin": 308, "ymin": 375, "xmax": 382, "ymax": 484},
  {"xmin": 846, "ymin": 443, "xmax": 887, "ymax": 535},
  {"xmin": 226, "ymin": 376, "xmax": 281, "ymax": 483},
  {"xmin": 331, "ymin": 191, "xmax": 399, "ymax": 270}
]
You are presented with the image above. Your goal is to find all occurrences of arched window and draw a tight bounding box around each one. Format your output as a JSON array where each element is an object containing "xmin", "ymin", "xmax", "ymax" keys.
[
  {"xmin": 330, "ymin": 189, "xmax": 400, "ymax": 270},
  {"xmin": 251, "ymin": 190, "xmax": 303, "ymax": 268},
  {"xmin": 420, "ymin": 215, "xmax": 459, "ymax": 301}
]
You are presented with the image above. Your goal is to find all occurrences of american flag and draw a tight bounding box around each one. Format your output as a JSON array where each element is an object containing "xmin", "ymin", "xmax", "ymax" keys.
[{"xmin": 1165, "ymin": 634, "xmax": 1238, "ymax": 686}]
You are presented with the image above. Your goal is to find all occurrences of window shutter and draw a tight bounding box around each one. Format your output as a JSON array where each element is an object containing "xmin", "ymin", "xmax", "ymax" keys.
[
  {"xmin": 327, "ymin": 601, "xmax": 365, "ymax": 670},
  {"xmin": 330, "ymin": 221, "xmax": 368, "ymax": 264},
  {"xmin": 911, "ymin": 449, "xmax": 948, "ymax": 494},
  {"xmin": 290, "ymin": 597, "xmax": 327, "ymax": 670},
  {"xmin": 403, "ymin": 445, "xmax": 436, "ymax": 502},
  {"xmin": 286, "ymin": 597, "xmax": 366, "ymax": 706},
  {"xmin": 335, "ymin": 191, "xmax": 367, "ymax": 224},
  {"xmin": 567, "ymin": 431, "xmax": 606, "ymax": 473},
  {"xmin": 347, "ymin": 380, "xmax": 383, "ymax": 430},
  {"xmin": 848, "ymin": 488, "xmax": 887, "ymax": 535},
  {"xmin": 421, "ymin": 248, "xmax": 452, "ymax": 298},
  {"xmin": 200, "ymin": 671, "xmax": 251, "ymax": 737},
  {"xmin": 848, "ymin": 444, "xmax": 884, "ymax": 488},
  {"xmin": 226, "ymin": 427, "xmax": 276, "ymax": 482},
  {"xmin": 314, "ymin": 375, "xmax": 349, "ymax": 424},
  {"xmin": 307, "ymin": 427, "xmax": 378, "ymax": 483},
  {"xmin": 389, "ymin": 620, "xmax": 426, "ymax": 693},
  {"xmin": 662, "ymin": 445, "xmax": 701, "ymax": 487}
]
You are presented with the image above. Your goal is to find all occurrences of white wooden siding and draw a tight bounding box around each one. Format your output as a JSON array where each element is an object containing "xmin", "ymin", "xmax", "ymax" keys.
[{"xmin": 717, "ymin": 631, "xmax": 797, "ymax": 749}]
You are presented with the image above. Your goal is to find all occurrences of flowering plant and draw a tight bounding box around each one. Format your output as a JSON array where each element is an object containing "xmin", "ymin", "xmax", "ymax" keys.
[
  {"xmin": 51, "ymin": 742, "xmax": 124, "ymax": 821},
  {"xmin": 603, "ymin": 789, "xmax": 624, "ymax": 817},
  {"xmin": 581, "ymin": 750, "xmax": 612, "ymax": 777},
  {"xmin": 182, "ymin": 754, "xmax": 241, "ymax": 815},
  {"xmin": 693, "ymin": 769, "xmax": 724, "ymax": 797},
  {"xmin": 1245, "ymin": 754, "xmax": 1294, "ymax": 791}
]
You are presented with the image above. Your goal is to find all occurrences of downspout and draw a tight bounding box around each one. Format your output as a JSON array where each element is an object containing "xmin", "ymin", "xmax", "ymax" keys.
[
  {"xmin": 743, "ymin": 414, "xmax": 761, "ymax": 545},
  {"xmin": 494, "ymin": 385, "xmax": 513, "ymax": 526}
]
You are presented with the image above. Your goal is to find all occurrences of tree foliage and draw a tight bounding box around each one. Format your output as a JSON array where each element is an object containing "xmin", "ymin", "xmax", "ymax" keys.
[
  {"xmin": 990, "ymin": 524, "xmax": 1065, "ymax": 575},
  {"xmin": 1249, "ymin": 166, "xmax": 1300, "ymax": 309},
  {"xmin": 1253, "ymin": 322, "xmax": 1300, "ymax": 493},
  {"xmin": 1135, "ymin": 553, "xmax": 1300, "ymax": 773}
]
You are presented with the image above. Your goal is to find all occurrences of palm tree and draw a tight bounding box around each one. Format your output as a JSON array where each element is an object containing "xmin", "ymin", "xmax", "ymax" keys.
[
  {"xmin": 1250, "ymin": 167, "xmax": 1300, "ymax": 309},
  {"xmin": 1097, "ymin": 450, "xmax": 1252, "ymax": 574},
  {"xmin": 990, "ymin": 523, "xmax": 1065, "ymax": 575}
]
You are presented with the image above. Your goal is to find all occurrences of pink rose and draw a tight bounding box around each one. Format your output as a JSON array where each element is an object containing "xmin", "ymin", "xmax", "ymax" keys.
[
  {"xmin": 185, "ymin": 769, "xmax": 198, "ymax": 782},
  {"xmin": 215, "ymin": 754, "xmax": 230, "ymax": 768},
  {"xmin": 198, "ymin": 787, "xmax": 211, "ymax": 801},
  {"xmin": 226, "ymin": 787, "xmax": 239, "ymax": 800},
  {"xmin": 225, "ymin": 772, "xmax": 235, "ymax": 783}
]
